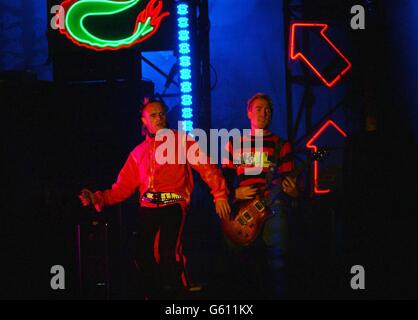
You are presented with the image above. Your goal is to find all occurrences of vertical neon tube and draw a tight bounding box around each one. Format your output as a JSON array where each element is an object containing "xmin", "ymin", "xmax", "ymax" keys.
[{"xmin": 177, "ymin": 1, "xmax": 193, "ymax": 132}]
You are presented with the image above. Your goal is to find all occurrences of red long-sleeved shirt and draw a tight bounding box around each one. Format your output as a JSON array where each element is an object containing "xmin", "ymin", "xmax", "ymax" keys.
[{"xmin": 93, "ymin": 130, "xmax": 228, "ymax": 211}]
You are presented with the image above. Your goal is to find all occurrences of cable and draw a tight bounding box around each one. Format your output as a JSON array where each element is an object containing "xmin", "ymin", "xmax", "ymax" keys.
[{"xmin": 210, "ymin": 63, "xmax": 218, "ymax": 91}]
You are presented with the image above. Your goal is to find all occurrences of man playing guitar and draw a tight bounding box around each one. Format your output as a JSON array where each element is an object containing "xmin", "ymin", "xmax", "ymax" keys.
[{"xmin": 221, "ymin": 93, "xmax": 298, "ymax": 299}]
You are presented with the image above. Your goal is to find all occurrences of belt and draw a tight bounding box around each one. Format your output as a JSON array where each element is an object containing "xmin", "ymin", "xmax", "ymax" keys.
[{"xmin": 141, "ymin": 191, "xmax": 185, "ymax": 205}]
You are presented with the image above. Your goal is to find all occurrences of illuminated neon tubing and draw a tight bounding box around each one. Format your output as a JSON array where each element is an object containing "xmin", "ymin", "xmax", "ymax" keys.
[
  {"xmin": 59, "ymin": 0, "xmax": 170, "ymax": 51},
  {"xmin": 290, "ymin": 23, "xmax": 352, "ymax": 88},
  {"xmin": 177, "ymin": 1, "xmax": 193, "ymax": 132},
  {"xmin": 306, "ymin": 120, "xmax": 347, "ymax": 194}
]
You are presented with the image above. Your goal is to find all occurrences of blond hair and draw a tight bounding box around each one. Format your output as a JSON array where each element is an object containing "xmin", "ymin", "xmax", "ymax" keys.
[{"xmin": 246, "ymin": 93, "xmax": 273, "ymax": 112}]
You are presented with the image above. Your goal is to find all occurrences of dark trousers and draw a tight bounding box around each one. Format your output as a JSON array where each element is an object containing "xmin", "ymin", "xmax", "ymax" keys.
[
  {"xmin": 135, "ymin": 203, "xmax": 188, "ymax": 299},
  {"xmin": 222, "ymin": 208, "xmax": 289, "ymax": 299}
]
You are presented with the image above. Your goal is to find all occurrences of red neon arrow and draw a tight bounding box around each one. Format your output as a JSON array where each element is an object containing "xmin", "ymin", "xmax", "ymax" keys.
[
  {"xmin": 306, "ymin": 120, "xmax": 347, "ymax": 194},
  {"xmin": 290, "ymin": 23, "xmax": 352, "ymax": 88}
]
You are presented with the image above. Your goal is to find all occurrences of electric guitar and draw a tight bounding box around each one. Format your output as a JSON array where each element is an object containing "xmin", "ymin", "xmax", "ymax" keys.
[{"xmin": 221, "ymin": 149, "xmax": 326, "ymax": 246}]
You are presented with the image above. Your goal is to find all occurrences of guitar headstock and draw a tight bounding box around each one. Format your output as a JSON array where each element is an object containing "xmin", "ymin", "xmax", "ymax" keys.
[{"xmin": 311, "ymin": 148, "xmax": 328, "ymax": 161}]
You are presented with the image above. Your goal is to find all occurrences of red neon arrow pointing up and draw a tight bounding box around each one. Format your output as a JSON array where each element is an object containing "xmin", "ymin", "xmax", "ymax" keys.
[
  {"xmin": 306, "ymin": 120, "xmax": 347, "ymax": 194},
  {"xmin": 290, "ymin": 23, "xmax": 352, "ymax": 88}
]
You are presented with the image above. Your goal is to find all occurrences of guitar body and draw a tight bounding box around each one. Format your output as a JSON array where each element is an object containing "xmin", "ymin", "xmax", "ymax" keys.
[
  {"xmin": 221, "ymin": 197, "xmax": 270, "ymax": 246},
  {"xmin": 221, "ymin": 149, "xmax": 326, "ymax": 247}
]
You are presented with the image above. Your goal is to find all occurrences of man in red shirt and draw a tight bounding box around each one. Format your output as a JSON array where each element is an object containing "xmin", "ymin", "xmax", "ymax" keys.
[{"xmin": 79, "ymin": 98, "xmax": 230, "ymax": 298}]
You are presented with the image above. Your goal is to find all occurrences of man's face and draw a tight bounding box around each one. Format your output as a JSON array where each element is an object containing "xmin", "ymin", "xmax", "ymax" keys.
[
  {"xmin": 141, "ymin": 102, "xmax": 167, "ymax": 134},
  {"xmin": 247, "ymin": 98, "xmax": 272, "ymax": 129}
]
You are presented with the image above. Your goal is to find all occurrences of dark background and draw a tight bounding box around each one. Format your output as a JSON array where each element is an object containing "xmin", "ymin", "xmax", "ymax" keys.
[{"xmin": 0, "ymin": 0, "xmax": 417, "ymax": 299}]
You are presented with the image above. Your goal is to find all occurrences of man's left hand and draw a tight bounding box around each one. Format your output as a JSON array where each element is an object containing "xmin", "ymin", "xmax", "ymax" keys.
[
  {"xmin": 215, "ymin": 199, "xmax": 231, "ymax": 220},
  {"xmin": 282, "ymin": 176, "xmax": 298, "ymax": 198}
]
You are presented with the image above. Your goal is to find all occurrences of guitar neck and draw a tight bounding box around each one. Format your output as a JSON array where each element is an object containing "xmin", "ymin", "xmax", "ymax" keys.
[{"xmin": 262, "ymin": 157, "xmax": 310, "ymax": 205}]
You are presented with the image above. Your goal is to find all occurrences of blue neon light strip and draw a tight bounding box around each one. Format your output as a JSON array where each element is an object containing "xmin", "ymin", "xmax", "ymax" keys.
[
  {"xmin": 177, "ymin": 1, "xmax": 193, "ymax": 131},
  {"xmin": 179, "ymin": 68, "xmax": 191, "ymax": 80}
]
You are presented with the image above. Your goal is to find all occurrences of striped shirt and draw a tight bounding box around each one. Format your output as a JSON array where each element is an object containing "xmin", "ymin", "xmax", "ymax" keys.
[{"xmin": 222, "ymin": 132, "xmax": 294, "ymax": 189}]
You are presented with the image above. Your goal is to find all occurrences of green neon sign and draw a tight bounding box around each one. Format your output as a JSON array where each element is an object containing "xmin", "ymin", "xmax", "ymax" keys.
[{"xmin": 58, "ymin": 0, "xmax": 170, "ymax": 51}]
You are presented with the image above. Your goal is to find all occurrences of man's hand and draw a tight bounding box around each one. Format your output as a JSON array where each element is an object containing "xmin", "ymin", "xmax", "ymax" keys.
[
  {"xmin": 215, "ymin": 199, "xmax": 231, "ymax": 220},
  {"xmin": 78, "ymin": 188, "xmax": 95, "ymax": 206},
  {"xmin": 282, "ymin": 176, "xmax": 298, "ymax": 198},
  {"xmin": 235, "ymin": 185, "xmax": 258, "ymax": 200}
]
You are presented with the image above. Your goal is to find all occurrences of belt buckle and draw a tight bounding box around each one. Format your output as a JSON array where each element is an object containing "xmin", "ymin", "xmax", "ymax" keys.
[
  {"xmin": 142, "ymin": 191, "xmax": 159, "ymax": 204},
  {"xmin": 142, "ymin": 191, "xmax": 183, "ymax": 205}
]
